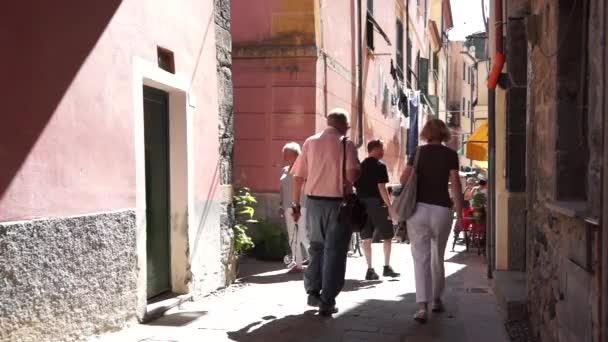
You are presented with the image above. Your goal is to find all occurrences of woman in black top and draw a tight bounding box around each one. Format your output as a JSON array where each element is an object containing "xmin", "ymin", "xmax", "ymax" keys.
[{"xmin": 399, "ymin": 119, "xmax": 463, "ymax": 323}]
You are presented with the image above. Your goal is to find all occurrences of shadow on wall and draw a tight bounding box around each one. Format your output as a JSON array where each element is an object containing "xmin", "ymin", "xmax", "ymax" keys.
[
  {"xmin": 0, "ymin": 1, "xmax": 123, "ymax": 199},
  {"xmin": 363, "ymin": 112, "xmax": 405, "ymax": 176},
  {"xmin": 190, "ymin": 159, "xmax": 220, "ymax": 262}
]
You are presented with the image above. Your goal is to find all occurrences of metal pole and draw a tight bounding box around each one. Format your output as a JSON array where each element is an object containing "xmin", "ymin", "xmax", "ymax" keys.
[
  {"xmin": 356, "ymin": 0, "xmax": 364, "ymax": 148},
  {"xmin": 602, "ymin": 1, "xmax": 608, "ymax": 339},
  {"xmin": 487, "ymin": 89, "xmax": 495, "ymax": 279},
  {"xmin": 486, "ymin": 0, "xmax": 503, "ymax": 279}
]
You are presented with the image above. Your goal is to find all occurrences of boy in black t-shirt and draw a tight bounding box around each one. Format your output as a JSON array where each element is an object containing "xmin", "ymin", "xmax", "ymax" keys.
[{"xmin": 354, "ymin": 139, "xmax": 400, "ymax": 280}]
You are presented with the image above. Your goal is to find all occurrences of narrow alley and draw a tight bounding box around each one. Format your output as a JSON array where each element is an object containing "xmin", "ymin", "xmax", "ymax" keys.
[
  {"xmin": 91, "ymin": 237, "xmax": 509, "ymax": 342},
  {"xmin": 5, "ymin": 0, "xmax": 608, "ymax": 341}
]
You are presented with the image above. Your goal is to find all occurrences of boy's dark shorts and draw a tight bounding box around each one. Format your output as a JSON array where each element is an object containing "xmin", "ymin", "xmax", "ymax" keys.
[{"xmin": 359, "ymin": 197, "xmax": 395, "ymax": 241}]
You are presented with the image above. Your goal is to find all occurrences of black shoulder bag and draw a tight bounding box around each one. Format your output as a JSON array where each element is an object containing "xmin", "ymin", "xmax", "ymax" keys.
[{"xmin": 338, "ymin": 137, "xmax": 367, "ymax": 232}]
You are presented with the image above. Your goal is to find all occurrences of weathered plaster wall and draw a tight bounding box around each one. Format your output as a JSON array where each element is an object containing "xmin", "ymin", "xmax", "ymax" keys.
[
  {"xmin": 231, "ymin": 0, "xmax": 316, "ymax": 47},
  {"xmin": 232, "ymin": 0, "xmax": 317, "ymax": 193},
  {"xmin": 0, "ymin": 211, "xmax": 137, "ymax": 342}
]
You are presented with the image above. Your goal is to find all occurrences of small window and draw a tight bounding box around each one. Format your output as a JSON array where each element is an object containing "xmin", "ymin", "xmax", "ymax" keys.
[
  {"xmin": 418, "ymin": 57, "xmax": 429, "ymax": 96},
  {"xmin": 463, "ymin": 62, "xmax": 466, "ymax": 80},
  {"xmin": 432, "ymin": 51, "xmax": 439, "ymax": 78},
  {"xmin": 423, "ymin": 0, "xmax": 427, "ymax": 27},
  {"xmin": 462, "ymin": 97, "xmax": 466, "ymax": 116},
  {"xmin": 366, "ymin": 0, "xmax": 374, "ymax": 51},
  {"xmin": 406, "ymin": 35, "xmax": 412, "ymax": 84},
  {"xmin": 157, "ymin": 47, "xmax": 175, "ymax": 74},
  {"xmin": 467, "ymin": 100, "xmax": 471, "ymax": 118}
]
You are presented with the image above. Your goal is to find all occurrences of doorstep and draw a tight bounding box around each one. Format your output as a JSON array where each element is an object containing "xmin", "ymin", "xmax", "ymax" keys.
[
  {"xmin": 144, "ymin": 293, "xmax": 193, "ymax": 323},
  {"xmin": 493, "ymin": 271, "xmax": 528, "ymax": 322}
]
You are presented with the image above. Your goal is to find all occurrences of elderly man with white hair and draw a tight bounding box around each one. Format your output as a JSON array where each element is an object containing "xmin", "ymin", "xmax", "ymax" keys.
[
  {"xmin": 291, "ymin": 108, "xmax": 361, "ymax": 316},
  {"xmin": 279, "ymin": 141, "xmax": 310, "ymax": 272}
]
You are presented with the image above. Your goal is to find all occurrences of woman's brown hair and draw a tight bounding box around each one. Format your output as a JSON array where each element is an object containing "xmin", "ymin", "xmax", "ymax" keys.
[{"xmin": 420, "ymin": 118, "xmax": 451, "ymax": 143}]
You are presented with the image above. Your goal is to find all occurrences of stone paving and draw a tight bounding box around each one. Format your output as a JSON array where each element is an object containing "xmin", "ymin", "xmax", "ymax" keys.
[{"xmin": 91, "ymin": 236, "xmax": 509, "ymax": 342}]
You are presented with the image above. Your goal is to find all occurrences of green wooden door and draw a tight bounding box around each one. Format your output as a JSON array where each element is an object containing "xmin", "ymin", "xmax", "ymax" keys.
[{"xmin": 143, "ymin": 86, "xmax": 171, "ymax": 299}]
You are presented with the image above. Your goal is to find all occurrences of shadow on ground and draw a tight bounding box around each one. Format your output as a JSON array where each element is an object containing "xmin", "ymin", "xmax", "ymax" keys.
[
  {"xmin": 240, "ymin": 271, "xmax": 302, "ymax": 284},
  {"xmin": 226, "ymin": 250, "xmax": 505, "ymax": 342},
  {"xmin": 237, "ymin": 258, "xmax": 286, "ymax": 279},
  {"xmin": 342, "ymin": 279, "xmax": 384, "ymax": 292},
  {"xmin": 146, "ymin": 311, "xmax": 208, "ymax": 327},
  {"xmin": 225, "ymin": 294, "xmax": 443, "ymax": 342}
]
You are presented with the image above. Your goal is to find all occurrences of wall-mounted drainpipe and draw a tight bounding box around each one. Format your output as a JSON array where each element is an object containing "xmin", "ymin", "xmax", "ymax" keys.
[
  {"xmin": 356, "ymin": 0, "xmax": 364, "ymax": 148},
  {"xmin": 486, "ymin": 0, "xmax": 504, "ymax": 279}
]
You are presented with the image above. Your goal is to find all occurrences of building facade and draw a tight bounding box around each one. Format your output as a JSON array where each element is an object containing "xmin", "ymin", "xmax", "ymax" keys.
[
  {"xmin": 447, "ymin": 33, "xmax": 488, "ymax": 168},
  {"xmin": 232, "ymin": 0, "xmax": 452, "ymax": 220},
  {"xmin": 488, "ymin": 0, "xmax": 608, "ymax": 340},
  {"xmin": 0, "ymin": 1, "xmax": 236, "ymax": 341}
]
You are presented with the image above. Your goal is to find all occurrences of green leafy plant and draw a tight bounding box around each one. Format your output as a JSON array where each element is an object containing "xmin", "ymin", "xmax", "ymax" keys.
[
  {"xmin": 233, "ymin": 187, "xmax": 256, "ymax": 255},
  {"xmin": 471, "ymin": 192, "xmax": 487, "ymax": 219},
  {"xmin": 251, "ymin": 220, "xmax": 289, "ymax": 261},
  {"xmin": 471, "ymin": 192, "xmax": 487, "ymax": 209}
]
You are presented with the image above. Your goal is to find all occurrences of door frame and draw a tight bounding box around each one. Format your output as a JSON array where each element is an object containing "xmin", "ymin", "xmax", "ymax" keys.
[
  {"xmin": 143, "ymin": 86, "xmax": 172, "ymax": 298},
  {"xmin": 132, "ymin": 56, "xmax": 194, "ymax": 320},
  {"xmin": 602, "ymin": 1, "xmax": 608, "ymax": 339}
]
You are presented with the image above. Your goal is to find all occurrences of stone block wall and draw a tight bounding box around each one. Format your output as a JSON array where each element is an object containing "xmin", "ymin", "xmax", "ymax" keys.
[
  {"xmin": 215, "ymin": 0, "xmax": 237, "ymax": 285},
  {"xmin": 0, "ymin": 211, "xmax": 138, "ymax": 342},
  {"xmin": 525, "ymin": 0, "xmax": 605, "ymax": 341}
]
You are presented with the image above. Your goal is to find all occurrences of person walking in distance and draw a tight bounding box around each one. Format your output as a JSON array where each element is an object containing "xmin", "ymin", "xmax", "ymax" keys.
[
  {"xmin": 291, "ymin": 109, "xmax": 360, "ymax": 317},
  {"xmin": 279, "ymin": 142, "xmax": 310, "ymax": 273},
  {"xmin": 354, "ymin": 139, "xmax": 400, "ymax": 280},
  {"xmin": 399, "ymin": 119, "xmax": 463, "ymax": 323}
]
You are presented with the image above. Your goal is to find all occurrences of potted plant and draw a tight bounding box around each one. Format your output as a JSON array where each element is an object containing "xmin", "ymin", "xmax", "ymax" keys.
[
  {"xmin": 231, "ymin": 188, "xmax": 256, "ymax": 275},
  {"xmin": 471, "ymin": 192, "xmax": 487, "ymax": 219},
  {"xmin": 251, "ymin": 220, "xmax": 289, "ymax": 261}
]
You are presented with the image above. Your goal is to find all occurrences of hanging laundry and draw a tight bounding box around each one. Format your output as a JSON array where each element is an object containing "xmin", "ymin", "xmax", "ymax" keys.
[
  {"xmin": 399, "ymin": 89, "xmax": 409, "ymax": 117},
  {"xmin": 407, "ymin": 91, "xmax": 420, "ymax": 157},
  {"xmin": 381, "ymin": 82, "xmax": 390, "ymax": 115}
]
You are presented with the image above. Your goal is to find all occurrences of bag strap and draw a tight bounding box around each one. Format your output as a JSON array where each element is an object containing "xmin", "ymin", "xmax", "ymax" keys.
[
  {"xmin": 412, "ymin": 146, "xmax": 421, "ymax": 171},
  {"xmin": 342, "ymin": 137, "xmax": 348, "ymax": 198}
]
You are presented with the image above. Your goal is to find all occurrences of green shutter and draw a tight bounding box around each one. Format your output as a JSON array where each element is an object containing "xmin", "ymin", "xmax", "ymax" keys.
[
  {"xmin": 396, "ymin": 19, "xmax": 404, "ymax": 79},
  {"xmin": 419, "ymin": 57, "xmax": 429, "ymax": 96}
]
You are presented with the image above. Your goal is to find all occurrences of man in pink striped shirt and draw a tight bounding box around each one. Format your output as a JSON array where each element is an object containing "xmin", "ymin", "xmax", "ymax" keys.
[{"xmin": 290, "ymin": 108, "xmax": 360, "ymax": 316}]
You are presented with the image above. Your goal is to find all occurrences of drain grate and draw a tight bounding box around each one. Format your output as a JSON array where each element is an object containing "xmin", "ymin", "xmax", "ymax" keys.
[{"xmin": 451, "ymin": 287, "xmax": 490, "ymax": 294}]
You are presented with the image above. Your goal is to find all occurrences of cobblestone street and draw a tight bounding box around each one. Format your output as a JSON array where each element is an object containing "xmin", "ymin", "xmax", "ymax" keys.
[{"xmin": 91, "ymin": 237, "xmax": 509, "ymax": 342}]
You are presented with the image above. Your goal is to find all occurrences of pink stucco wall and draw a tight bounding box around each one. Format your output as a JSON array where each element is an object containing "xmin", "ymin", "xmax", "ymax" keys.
[
  {"xmin": 233, "ymin": 57, "xmax": 317, "ymax": 192},
  {"xmin": 232, "ymin": 0, "xmax": 299, "ymax": 44},
  {"xmin": 1, "ymin": 0, "xmax": 220, "ymax": 221},
  {"xmin": 319, "ymin": 0, "xmax": 408, "ymax": 179}
]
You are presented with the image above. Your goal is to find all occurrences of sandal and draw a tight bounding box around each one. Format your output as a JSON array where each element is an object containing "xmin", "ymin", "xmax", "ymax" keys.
[{"xmin": 413, "ymin": 309, "xmax": 428, "ymax": 323}]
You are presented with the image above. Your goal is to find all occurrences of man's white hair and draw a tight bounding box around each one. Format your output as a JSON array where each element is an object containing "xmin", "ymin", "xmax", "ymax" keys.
[
  {"xmin": 282, "ymin": 142, "xmax": 301, "ymax": 154},
  {"xmin": 327, "ymin": 108, "xmax": 350, "ymax": 127}
]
